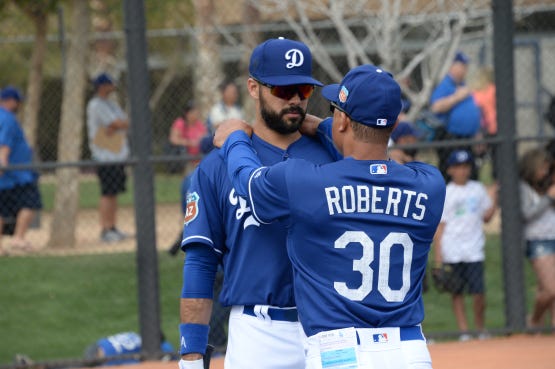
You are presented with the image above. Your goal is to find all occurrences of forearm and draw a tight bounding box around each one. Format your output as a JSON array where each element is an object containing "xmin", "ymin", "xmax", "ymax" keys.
[
  {"xmin": 430, "ymin": 94, "xmax": 459, "ymax": 114},
  {"xmin": 110, "ymin": 119, "xmax": 129, "ymax": 130},
  {"xmin": 432, "ymin": 224, "xmax": 445, "ymax": 265},
  {"xmin": 180, "ymin": 297, "xmax": 213, "ymax": 325}
]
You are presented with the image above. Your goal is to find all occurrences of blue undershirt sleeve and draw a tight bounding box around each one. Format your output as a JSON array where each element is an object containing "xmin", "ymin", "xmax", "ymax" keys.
[{"xmin": 181, "ymin": 244, "xmax": 219, "ymax": 299}]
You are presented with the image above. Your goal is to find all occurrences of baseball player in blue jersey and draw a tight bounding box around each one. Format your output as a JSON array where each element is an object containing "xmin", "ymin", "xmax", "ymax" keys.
[
  {"xmin": 178, "ymin": 38, "xmax": 334, "ymax": 369},
  {"xmin": 214, "ymin": 64, "xmax": 446, "ymax": 369}
]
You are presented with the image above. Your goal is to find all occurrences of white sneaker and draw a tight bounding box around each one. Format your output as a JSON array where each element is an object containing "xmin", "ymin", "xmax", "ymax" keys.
[
  {"xmin": 101, "ymin": 229, "xmax": 126, "ymax": 243},
  {"xmin": 458, "ymin": 333, "xmax": 473, "ymax": 342},
  {"xmin": 477, "ymin": 331, "xmax": 491, "ymax": 340}
]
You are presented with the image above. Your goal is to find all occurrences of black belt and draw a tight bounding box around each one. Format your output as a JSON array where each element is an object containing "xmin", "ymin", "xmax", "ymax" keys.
[{"xmin": 242, "ymin": 305, "xmax": 299, "ymax": 322}]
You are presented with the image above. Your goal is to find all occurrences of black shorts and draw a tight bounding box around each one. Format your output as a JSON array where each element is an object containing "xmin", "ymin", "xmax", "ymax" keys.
[
  {"xmin": 96, "ymin": 164, "xmax": 127, "ymax": 196},
  {"xmin": 443, "ymin": 262, "xmax": 485, "ymax": 295},
  {"xmin": 0, "ymin": 183, "xmax": 43, "ymax": 218}
]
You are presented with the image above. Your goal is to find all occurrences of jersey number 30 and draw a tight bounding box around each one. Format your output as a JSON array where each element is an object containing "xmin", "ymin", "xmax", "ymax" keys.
[{"xmin": 334, "ymin": 231, "xmax": 413, "ymax": 302}]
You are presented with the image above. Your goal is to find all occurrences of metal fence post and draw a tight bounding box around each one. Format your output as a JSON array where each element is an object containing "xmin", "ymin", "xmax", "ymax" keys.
[
  {"xmin": 492, "ymin": 0, "xmax": 527, "ymax": 331},
  {"xmin": 123, "ymin": 0, "xmax": 161, "ymax": 358}
]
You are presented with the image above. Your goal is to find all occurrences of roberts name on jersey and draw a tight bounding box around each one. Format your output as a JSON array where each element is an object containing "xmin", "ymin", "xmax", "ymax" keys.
[{"xmin": 324, "ymin": 185, "xmax": 428, "ymax": 220}]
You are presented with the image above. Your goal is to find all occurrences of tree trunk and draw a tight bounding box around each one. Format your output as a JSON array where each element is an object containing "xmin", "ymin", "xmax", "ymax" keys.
[
  {"xmin": 48, "ymin": 0, "xmax": 90, "ymax": 249},
  {"xmin": 22, "ymin": 12, "xmax": 48, "ymax": 150},
  {"xmin": 193, "ymin": 0, "xmax": 223, "ymax": 119},
  {"xmin": 240, "ymin": 3, "xmax": 260, "ymax": 123}
]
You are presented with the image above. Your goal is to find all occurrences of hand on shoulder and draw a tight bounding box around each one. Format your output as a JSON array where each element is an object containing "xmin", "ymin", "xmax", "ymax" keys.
[{"xmin": 213, "ymin": 119, "xmax": 252, "ymax": 148}]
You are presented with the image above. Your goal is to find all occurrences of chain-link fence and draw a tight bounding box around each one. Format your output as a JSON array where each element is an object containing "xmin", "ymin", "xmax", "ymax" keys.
[{"xmin": 1, "ymin": 0, "xmax": 555, "ymax": 367}]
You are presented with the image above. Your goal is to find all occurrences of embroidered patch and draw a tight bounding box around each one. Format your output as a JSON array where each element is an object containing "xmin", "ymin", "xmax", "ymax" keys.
[
  {"xmin": 372, "ymin": 333, "xmax": 389, "ymax": 343},
  {"xmin": 184, "ymin": 192, "xmax": 200, "ymax": 225},
  {"xmin": 339, "ymin": 86, "xmax": 349, "ymax": 103},
  {"xmin": 369, "ymin": 164, "xmax": 388, "ymax": 175}
]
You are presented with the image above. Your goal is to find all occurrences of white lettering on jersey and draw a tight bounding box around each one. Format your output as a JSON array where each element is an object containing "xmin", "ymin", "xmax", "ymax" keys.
[
  {"xmin": 229, "ymin": 188, "xmax": 260, "ymax": 229},
  {"xmin": 324, "ymin": 185, "xmax": 428, "ymax": 220}
]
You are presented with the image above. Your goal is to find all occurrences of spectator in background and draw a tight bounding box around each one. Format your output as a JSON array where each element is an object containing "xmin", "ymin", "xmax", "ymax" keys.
[
  {"xmin": 86, "ymin": 73, "xmax": 130, "ymax": 244},
  {"xmin": 201, "ymin": 80, "xmax": 244, "ymax": 154},
  {"xmin": 518, "ymin": 148, "xmax": 555, "ymax": 329},
  {"xmin": 388, "ymin": 122, "xmax": 421, "ymax": 164},
  {"xmin": 471, "ymin": 66, "xmax": 498, "ymax": 180},
  {"xmin": 433, "ymin": 150, "xmax": 497, "ymax": 341},
  {"xmin": 388, "ymin": 100, "xmax": 422, "ymax": 164},
  {"xmin": 430, "ymin": 51, "xmax": 481, "ymax": 181},
  {"xmin": 168, "ymin": 100, "xmax": 207, "ymax": 174},
  {"xmin": 0, "ymin": 86, "xmax": 42, "ymax": 254}
]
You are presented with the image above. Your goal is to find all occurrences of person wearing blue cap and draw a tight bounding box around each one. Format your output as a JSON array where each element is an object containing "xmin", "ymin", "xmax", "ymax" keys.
[
  {"xmin": 432, "ymin": 150, "xmax": 497, "ymax": 342},
  {"xmin": 430, "ymin": 51, "xmax": 481, "ymax": 181},
  {"xmin": 86, "ymin": 72, "xmax": 130, "ymax": 243},
  {"xmin": 388, "ymin": 122, "xmax": 421, "ymax": 164},
  {"xmin": 214, "ymin": 64, "xmax": 446, "ymax": 369},
  {"xmin": 178, "ymin": 38, "xmax": 334, "ymax": 369},
  {"xmin": 0, "ymin": 86, "xmax": 42, "ymax": 254}
]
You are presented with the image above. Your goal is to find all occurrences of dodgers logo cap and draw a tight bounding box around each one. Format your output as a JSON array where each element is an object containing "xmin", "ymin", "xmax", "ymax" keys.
[
  {"xmin": 0, "ymin": 86, "xmax": 24, "ymax": 102},
  {"xmin": 322, "ymin": 64, "xmax": 402, "ymax": 127},
  {"xmin": 249, "ymin": 38, "xmax": 323, "ymax": 87},
  {"xmin": 447, "ymin": 150, "xmax": 473, "ymax": 166}
]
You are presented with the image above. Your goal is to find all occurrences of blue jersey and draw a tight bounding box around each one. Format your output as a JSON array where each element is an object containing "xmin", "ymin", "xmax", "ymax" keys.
[
  {"xmin": 430, "ymin": 75, "xmax": 480, "ymax": 137},
  {"xmin": 0, "ymin": 107, "xmax": 36, "ymax": 190},
  {"xmin": 223, "ymin": 132, "xmax": 445, "ymax": 337},
  {"xmin": 182, "ymin": 133, "xmax": 334, "ymax": 307}
]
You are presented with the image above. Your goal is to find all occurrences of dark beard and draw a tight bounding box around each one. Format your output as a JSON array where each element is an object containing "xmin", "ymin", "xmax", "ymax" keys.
[{"xmin": 260, "ymin": 93, "xmax": 306, "ymax": 134}]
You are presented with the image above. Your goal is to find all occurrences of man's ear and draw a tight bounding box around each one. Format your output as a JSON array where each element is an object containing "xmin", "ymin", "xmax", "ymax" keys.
[
  {"xmin": 247, "ymin": 78, "xmax": 259, "ymax": 100},
  {"xmin": 337, "ymin": 113, "xmax": 350, "ymax": 132}
]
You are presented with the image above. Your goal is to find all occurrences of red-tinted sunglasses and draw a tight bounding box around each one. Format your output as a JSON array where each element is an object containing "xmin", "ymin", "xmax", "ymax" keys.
[{"xmin": 255, "ymin": 79, "xmax": 315, "ymax": 101}]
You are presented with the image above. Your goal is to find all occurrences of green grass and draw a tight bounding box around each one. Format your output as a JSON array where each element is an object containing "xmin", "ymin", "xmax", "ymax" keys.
[
  {"xmin": 0, "ymin": 235, "xmax": 538, "ymax": 364},
  {"xmin": 423, "ymin": 234, "xmax": 537, "ymax": 337},
  {"xmin": 38, "ymin": 173, "xmax": 184, "ymax": 211},
  {"xmin": 0, "ymin": 252, "xmax": 184, "ymax": 364}
]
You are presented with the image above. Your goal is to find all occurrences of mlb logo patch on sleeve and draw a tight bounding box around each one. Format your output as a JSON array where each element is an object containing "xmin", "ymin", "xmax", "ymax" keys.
[
  {"xmin": 369, "ymin": 163, "xmax": 388, "ymax": 175},
  {"xmin": 184, "ymin": 192, "xmax": 200, "ymax": 225}
]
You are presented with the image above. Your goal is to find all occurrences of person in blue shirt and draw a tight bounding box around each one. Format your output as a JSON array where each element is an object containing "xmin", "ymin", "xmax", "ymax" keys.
[
  {"xmin": 430, "ymin": 51, "xmax": 481, "ymax": 180},
  {"xmin": 0, "ymin": 86, "xmax": 42, "ymax": 254}
]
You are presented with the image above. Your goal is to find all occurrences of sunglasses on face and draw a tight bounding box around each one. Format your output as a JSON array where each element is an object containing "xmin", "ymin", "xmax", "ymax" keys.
[{"xmin": 255, "ymin": 79, "xmax": 315, "ymax": 100}]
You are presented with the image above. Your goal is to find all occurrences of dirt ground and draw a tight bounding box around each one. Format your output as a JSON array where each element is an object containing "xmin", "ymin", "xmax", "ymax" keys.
[
  {"xmin": 95, "ymin": 334, "xmax": 555, "ymax": 369},
  {"xmin": 1, "ymin": 203, "xmax": 183, "ymax": 256}
]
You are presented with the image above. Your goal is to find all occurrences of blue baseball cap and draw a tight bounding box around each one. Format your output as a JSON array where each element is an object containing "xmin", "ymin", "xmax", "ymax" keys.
[
  {"xmin": 249, "ymin": 38, "xmax": 323, "ymax": 87},
  {"xmin": 454, "ymin": 51, "xmax": 469, "ymax": 65},
  {"xmin": 391, "ymin": 122, "xmax": 421, "ymax": 142},
  {"xmin": 0, "ymin": 86, "xmax": 24, "ymax": 102},
  {"xmin": 322, "ymin": 64, "xmax": 402, "ymax": 127},
  {"xmin": 93, "ymin": 73, "xmax": 115, "ymax": 88},
  {"xmin": 447, "ymin": 150, "xmax": 473, "ymax": 166}
]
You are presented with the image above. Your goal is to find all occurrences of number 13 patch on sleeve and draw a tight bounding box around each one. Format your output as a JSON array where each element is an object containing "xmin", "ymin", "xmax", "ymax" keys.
[{"xmin": 184, "ymin": 192, "xmax": 200, "ymax": 225}]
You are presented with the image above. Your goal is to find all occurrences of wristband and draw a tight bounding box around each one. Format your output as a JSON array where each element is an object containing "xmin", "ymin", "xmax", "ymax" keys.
[
  {"xmin": 179, "ymin": 323, "xmax": 210, "ymax": 355},
  {"xmin": 178, "ymin": 358, "xmax": 204, "ymax": 369}
]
